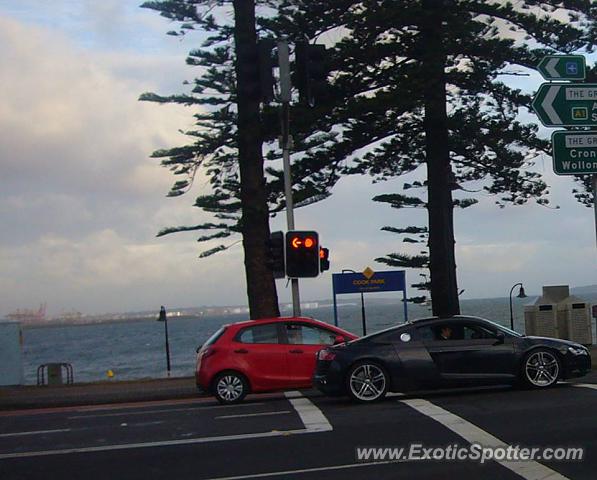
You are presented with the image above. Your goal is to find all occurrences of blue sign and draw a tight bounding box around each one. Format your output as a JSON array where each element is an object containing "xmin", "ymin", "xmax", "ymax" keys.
[
  {"xmin": 332, "ymin": 269, "xmax": 408, "ymax": 327},
  {"xmin": 333, "ymin": 270, "xmax": 405, "ymax": 294},
  {"xmin": 566, "ymin": 62, "xmax": 578, "ymax": 75}
]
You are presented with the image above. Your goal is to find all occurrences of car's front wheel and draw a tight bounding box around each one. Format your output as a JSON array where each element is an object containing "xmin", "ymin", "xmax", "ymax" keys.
[
  {"xmin": 347, "ymin": 361, "xmax": 388, "ymax": 403},
  {"xmin": 522, "ymin": 349, "xmax": 561, "ymax": 388},
  {"xmin": 213, "ymin": 371, "xmax": 248, "ymax": 404}
]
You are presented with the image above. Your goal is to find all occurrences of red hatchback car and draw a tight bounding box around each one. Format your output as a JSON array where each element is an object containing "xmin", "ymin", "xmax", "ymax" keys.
[{"xmin": 195, "ymin": 316, "xmax": 357, "ymax": 404}]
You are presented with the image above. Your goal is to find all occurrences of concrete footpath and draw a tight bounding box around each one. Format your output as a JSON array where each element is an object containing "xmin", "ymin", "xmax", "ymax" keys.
[{"xmin": 0, "ymin": 376, "xmax": 201, "ymax": 411}]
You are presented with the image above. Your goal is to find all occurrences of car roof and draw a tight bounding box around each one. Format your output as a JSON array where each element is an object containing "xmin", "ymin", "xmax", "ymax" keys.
[
  {"xmin": 230, "ymin": 316, "xmax": 348, "ymax": 330},
  {"xmin": 410, "ymin": 315, "xmax": 492, "ymax": 326}
]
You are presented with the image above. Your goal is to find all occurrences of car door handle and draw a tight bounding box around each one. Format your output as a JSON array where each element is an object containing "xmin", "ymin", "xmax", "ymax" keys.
[
  {"xmin": 289, "ymin": 349, "xmax": 304, "ymax": 354},
  {"xmin": 234, "ymin": 349, "xmax": 248, "ymax": 354}
]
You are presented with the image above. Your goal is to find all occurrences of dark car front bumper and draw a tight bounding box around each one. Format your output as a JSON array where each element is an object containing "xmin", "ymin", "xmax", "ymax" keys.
[{"xmin": 562, "ymin": 351, "xmax": 591, "ymax": 378}]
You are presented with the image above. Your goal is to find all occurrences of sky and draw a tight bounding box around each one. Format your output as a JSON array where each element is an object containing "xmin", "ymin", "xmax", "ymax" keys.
[{"xmin": 0, "ymin": 1, "xmax": 595, "ymax": 317}]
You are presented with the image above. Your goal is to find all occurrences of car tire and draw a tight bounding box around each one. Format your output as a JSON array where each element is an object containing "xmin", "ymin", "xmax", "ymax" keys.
[
  {"xmin": 212, "ymin": 371, "xmax": 249, "ymax": 404},
  {"xmin": 521, "ymin": 349, "xmax": 561, "ymax": 389},
  {"xmin": 346, "ymin": 361, "xmax": 388, "ymax": 403}
]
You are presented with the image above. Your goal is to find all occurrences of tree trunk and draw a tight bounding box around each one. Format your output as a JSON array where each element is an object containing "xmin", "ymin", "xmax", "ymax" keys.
[
  {"xmin": 420, "ymin": 0, "xmax": 460, "ymax": 317},
  {"xmin": 233, "ymin": 0, "xmax": 280, "ymax": 319}
]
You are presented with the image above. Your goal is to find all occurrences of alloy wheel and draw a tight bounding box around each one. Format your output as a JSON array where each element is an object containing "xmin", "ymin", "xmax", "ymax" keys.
[
  {"xmin": 524, "ymin": 350, "xmax": 559, "ymax": 387},
  {"xmin": 349, "ymin": 363, "xmax": 387, "ymax": 402},
  {"xmin": 215, "ymin": 374, "xmax": 245, "ymax": 403}
]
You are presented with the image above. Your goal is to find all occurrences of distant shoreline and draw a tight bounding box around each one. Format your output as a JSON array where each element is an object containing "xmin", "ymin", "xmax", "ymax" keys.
[
  {"xmin": 19, "ymin": 315, "xmax": 204, "ymax": 330},
  {"xmin": 12, "ymin": 289, "xmax": 597, "ymax": 330}
]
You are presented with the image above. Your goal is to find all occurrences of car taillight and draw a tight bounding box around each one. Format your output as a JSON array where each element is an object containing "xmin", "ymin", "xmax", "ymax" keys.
[
  {"xmin": 201, "ymin": 347, "xmax": 217, "ymax": 359},
  {"xmin": 318, "ymin": 349, "xmax": 336, "ymax": 361}
]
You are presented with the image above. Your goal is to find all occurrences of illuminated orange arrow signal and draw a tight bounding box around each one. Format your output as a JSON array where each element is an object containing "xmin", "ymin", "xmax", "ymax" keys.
[{"xmin": 291, "ymin": 237, "xmax": 302, "ymax": 249}]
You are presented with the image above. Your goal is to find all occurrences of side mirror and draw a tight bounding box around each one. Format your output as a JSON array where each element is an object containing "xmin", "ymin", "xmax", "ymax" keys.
[
  {"xmin": 494, "ymin": 332, "xmax": 505, "ymax": 344},
  {"xmin": 333, "ymin": 335, "xmax": 346, "ymax": 345}
]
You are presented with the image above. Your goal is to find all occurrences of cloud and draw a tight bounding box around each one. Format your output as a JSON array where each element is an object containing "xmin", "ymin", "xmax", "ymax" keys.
[
  {"xmin": 0, "ymin": 14, "xmax": 227, "ymax": 315},
  {"xmin": 0, "ymin": 229, "xmax": 248, "ymax": 315},
  {"xmin": 0, "ymin": 16, "xmax": 188, "ymax": 193},
  {"xmin": 457, "ymin": 242, "xmax": 538, "ymax": 274}
]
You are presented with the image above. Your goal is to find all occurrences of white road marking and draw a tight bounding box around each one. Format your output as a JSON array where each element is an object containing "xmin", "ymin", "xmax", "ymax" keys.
[
  {"xmin": 402, "ymin": 398, "xmax": 569, "ymax": 480},
  {"xmin": 202, "ymin": 459, "xmax": 411, "ymax": 480},
  {"xmin": 0, "ymin": 428, "xmax": 317, "ymax": 460},
  {"xmin": 285, "ymin": 391, "xmax": 332, "ymax": 432},
  {"xmin": 0, "ymin": 428, "xmax": 71, "ymax": 438},
  {"xmin": 572, "ymin": 383, "xmax": 597, "ymax": 391},
  {"xmin": 122, "ymin": 421, "xmax": 165, "ymax": 427},
  {"xmin": 67, "ymin": 402, "xmax": 266, "ymax": 419},
  {"xmin": 0, "ymin": 393, "xmax": 330, "ymax": 459},
  {"xmin": 216, "ymin": 411, "xmax": 291, "ymax": 420},
  {"xmin": 386, "ymin": 392, "xmax": 405, "ymax": 398}
]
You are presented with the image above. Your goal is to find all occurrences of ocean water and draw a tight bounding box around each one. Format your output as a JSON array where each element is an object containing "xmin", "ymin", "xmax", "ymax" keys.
[{"xmin": 20, "ymin": 296, "xmax": 596, "ymax": 385}]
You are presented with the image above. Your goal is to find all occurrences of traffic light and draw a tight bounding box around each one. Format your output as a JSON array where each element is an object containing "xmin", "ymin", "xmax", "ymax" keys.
[
  {"xmin": 266, "ymin": 231, "xmax": 285, "ymax": 279},
  {"xmin": 319, "ymin": 247, "xmax": 330, "ymax": 272},
  {"xmin": 258, "ymin": 39, "xmax": 276, "ymax": 104},
  {"xmin": 285, "ymin": 231, "xmax": 319, "ymax": 278},
  {"xmin": 294, "ymin": 43, "xmax": 329, "ymax": 107}
]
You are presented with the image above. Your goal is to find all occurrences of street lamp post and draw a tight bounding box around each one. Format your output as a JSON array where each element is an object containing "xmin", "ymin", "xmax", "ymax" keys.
[
  {"xmin": 343, "ymin": 269, "xmax": 367, "ymax": 336},
  {"xmin": 509, "ymin": 283, "xmax": 527, "ymax": 331},
  {"xmin": 159, "ymin": 306, "xmax": 171, "ymax": 376}
]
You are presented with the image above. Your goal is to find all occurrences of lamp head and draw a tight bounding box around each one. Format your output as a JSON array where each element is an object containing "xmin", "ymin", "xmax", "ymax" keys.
[{"xmin": 517, "ymin": 285, "xmax": 527, "ymax": 299}]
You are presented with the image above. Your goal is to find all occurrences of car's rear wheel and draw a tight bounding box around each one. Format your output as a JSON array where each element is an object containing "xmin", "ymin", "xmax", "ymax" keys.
[
  {"xmin": 522, "ymin": 349, "xmax": 560, "ymax": 388},
  {"xmin": 213, "ymin": 372, "xmax": 248, "ymax": 404},
  {"xmin": 347, "ymin": 361, "xmax": 388, "ymax": 403}
]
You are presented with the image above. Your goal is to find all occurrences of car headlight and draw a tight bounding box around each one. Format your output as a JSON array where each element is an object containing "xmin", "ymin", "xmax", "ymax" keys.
[{"xmin": 568, "ymin": 346, "xmax": 589, "ymax": 355}]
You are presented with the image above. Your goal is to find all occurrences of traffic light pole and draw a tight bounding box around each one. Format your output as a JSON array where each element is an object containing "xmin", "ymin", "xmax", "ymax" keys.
[{"xmin": 278, "ymin": 40, "xmax": 301, "ymax": 317}]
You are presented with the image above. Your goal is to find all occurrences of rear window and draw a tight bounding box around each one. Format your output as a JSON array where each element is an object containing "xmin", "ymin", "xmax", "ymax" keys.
[
  {"xmin": 204, "ymin": 327, "xmax": 226, "ymax": 347},
  {"xmin": 237, "ymin": 323, "xmax": 279, "ymax": 344},
  {"xmin": 285, "ymin": 323, "xmax": 337, "ymax": 345}
]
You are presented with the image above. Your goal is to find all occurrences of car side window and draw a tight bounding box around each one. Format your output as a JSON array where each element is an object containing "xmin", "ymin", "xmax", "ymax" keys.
[
  {"xmin": 418, "ymin": 324, "xmax": 464, "ymax": 341},
  {"xmin": 285, "ymin": 323, "xmax": 336, "ymax": 345},
  {"xmin": 463, "ymin": 324, "xmax": 496, "ymax": 340},
  {"xmin": 237, "ymin": 324, "xmax": 279, "ymax": 344},
  {"xmin": 416, "ymin": 326, "xmax": 436, "ymax": 341}
]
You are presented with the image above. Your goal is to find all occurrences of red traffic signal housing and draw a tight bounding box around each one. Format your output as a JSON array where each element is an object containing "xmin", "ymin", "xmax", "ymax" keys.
[
  {"xmin": 285, "ymin": 231, "xmax": 319, "ymax": 278},
  {"xmin": 319, "ymin": 247, "xmax": 330, "ymax": 272}
]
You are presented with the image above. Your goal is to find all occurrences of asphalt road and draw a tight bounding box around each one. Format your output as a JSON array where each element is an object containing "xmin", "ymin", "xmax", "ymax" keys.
[{"xmin": 1, "ymin": 378, "xmax": 596, "ymax": 480}]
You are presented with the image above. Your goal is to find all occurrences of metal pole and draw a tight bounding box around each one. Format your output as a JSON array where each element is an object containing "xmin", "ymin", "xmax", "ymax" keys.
[
  {"xmin": 593, "ymin": 174, "xmax": 597, "ymax": 249},
  {"xmin": 332, "ymin": 276, "xmax": 339, "ymax": 326},
  {"xmin": 160, "ymin": 306, "xmax": 171, "ymax": 376},
  {"xmin": 402, "ymin": 285, "xmax": 408, "ymax": 322},
  {"xmin": 342, "ymin": 269, "xmax": 366, "ymax": 334},
  {"xmin": 278, "ymin": 40, "xmax": 301, "ymax": 317},
  {"xmin": 360, "ymin": 292, "xmax": 367, "ymax": 336},
  {"xmin": 509, "ymin": 283, "xmax": 521, "ymax": 331}
]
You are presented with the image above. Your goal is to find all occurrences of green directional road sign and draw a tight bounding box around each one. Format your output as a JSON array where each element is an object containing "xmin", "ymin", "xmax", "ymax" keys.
[
  {"xmin": 551, "ymin": 131, "xmax": 597, "ymax": 175},
  {"xmin": 537, "ymin": 55, "xmax": 586, "ymax": 81},
  {"xmin": 532, "ymin": 83, "xmax": 597, "ymax": 127}
]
